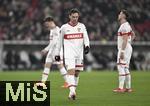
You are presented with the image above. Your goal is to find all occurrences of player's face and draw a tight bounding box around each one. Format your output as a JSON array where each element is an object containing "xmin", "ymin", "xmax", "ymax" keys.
[
  {"xmin": 44, "ymin": 21, "xmax": 54, "ymax": 30},
  {"xmin": 69, "ymin": 13, "xmax": 79, "ymax": 24},
  {"xmin": 118, "ymin": 11, "xmax": 125, "ymax": 21}
]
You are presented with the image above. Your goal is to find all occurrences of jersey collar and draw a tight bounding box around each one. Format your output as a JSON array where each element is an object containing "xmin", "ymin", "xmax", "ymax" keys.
[{"xmin": 68, "ymin": 22, "xmax": 78, "ymax": 27}]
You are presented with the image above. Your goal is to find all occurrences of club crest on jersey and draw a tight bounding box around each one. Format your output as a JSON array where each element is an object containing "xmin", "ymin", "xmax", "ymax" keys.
[
  {"xmin": 66, "ymin": 30, "xmax": 70, "ymax": 32},
  {"xmin": 77, "ymin": 28, "xmax": 81, "ymax": 32}
]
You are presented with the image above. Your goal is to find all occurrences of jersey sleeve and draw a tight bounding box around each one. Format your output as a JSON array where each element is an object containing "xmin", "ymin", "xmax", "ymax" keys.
[
  {"xmin": 44, "ymin": 28, "xmax": 59, "ymax": 53},
  {"xmin": 43, "ymin": 43, "xmax": 51, "ymax": 51},
  {"xmin": 83, "ymin": 24, "xmax": 90, "ymax": 47},
  {"xmin": 55, "ymin": 26, "xmax": 64, "ymax": 55}
]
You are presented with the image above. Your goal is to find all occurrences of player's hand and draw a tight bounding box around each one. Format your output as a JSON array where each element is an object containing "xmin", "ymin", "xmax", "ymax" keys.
[
  {"xmin": 120, "ymin": 52, "xmax": 124, "ymax": 60},
  {"xmin": 55, "ymin": 55, "xmax": 60, "ymax": 61},
  {"xmin": 41, "ymin": 49, "xmax": 48, "ymax": 55},
  {"xmin": 84, "ymin": 46, "xmax": 90, "ymax": 54}
]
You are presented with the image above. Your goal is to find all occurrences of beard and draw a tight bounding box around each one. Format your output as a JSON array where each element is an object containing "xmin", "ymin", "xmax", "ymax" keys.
[{"xmin": 72, "ymin": 20, "xmax": 78, "ymax": 24}]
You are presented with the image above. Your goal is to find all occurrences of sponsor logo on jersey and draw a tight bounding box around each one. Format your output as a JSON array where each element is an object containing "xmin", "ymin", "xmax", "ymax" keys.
[{"xmin": 64, "ymin": 33, "xmax": 83, "ymax": 39}]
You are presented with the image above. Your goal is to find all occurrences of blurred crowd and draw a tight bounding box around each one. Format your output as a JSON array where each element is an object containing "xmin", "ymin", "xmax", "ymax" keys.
[
  {"xmin": 1, "ymin": 0, "xmax": 150, "ymax": 71},
  {"xmin": 0, "ymin": 0, "xmax": 150, "ymax": 41}
]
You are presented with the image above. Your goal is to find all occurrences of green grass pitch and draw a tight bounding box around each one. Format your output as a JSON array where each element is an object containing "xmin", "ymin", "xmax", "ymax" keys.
[{"xmin": 0, "ymin": 71, "xmax": 150, "ymax": 106}]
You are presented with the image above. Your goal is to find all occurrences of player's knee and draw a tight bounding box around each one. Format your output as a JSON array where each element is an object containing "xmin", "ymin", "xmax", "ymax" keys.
[
  {"xmin": 117, "ymin": 65, "xmax": 123, "ymax": 70},
  {"xmin": 75, "ymin": 70, "xmax": 80, "ymax": 77},
  {"xmin": 124, "ymin": 67, "xmax": 130, "ymax": 74},
  {"xmin": 117, "ymin": 65, "xmax": 125, "ymax": 75},
  {"xmin": 68, "ymin": 69, "xmax": 75, "ymax": 75},
  {"xmin": 57, "ymin": 63, "xmax": 63, "ymax": 69},
  {"xmin": 45, "ymin": 62, "xmax": 51, "ymax": 68}
]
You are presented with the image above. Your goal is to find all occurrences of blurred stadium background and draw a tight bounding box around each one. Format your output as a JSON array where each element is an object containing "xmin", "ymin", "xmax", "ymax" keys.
[
  {"xmin": 0, "ymin": 0, "xmax": 150, "ymax": 106},
  {"xmin": 0, "ymin": 0, "xmax": 150, "ymax": 71}
]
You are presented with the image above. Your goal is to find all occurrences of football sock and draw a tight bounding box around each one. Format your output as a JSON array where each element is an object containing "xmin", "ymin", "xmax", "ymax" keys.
[
  {"xmin": 119, "ymin": 75, "xmax": 125, "ymax": 89},
  {"xmin": 124, "ymin": 68, "xmax": 131, "ymax": 89},
  {"xmin": 41, "ymin": 67, "xmax": 50, "ymax": 82},
  {"xmin": 59, "ymin": 67, "xmax": 67, "ymax": 82},
  {"xmin": 125, "ymin": 74, "xmax": 131, "ymax": 89},
  {"xmin": 75, "ymin": 76, "xmax": 79, "ymax": 86},
  {"xmin": 67, "ymin": 75, "xmax": 76, "ymax": 93},
  {"xmin": 118, "ymin": 65, "xmax": 126, "ymax": 89}
]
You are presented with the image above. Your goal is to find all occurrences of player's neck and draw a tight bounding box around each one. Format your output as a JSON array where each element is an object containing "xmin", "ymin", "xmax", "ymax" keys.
[
  {"xmin": 120, "ymin": 19, "xmax": 127, "ymax": 25},
  {"xmin": 68, "ymin": 21, "xmax": 78, "ymax": 27}
]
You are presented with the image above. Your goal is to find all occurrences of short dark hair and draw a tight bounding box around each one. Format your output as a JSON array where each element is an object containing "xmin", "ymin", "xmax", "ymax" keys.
[
  {"xmin": 69, "ymin": 8, "xmax": 80, "ymax": 15},
  {"xmin": 121, "ymin": 9, "xmax": 130, "ymax": 21},
  {"xmin": 43, "ymin": 16, "xmax": 54, "ymax": 23}
]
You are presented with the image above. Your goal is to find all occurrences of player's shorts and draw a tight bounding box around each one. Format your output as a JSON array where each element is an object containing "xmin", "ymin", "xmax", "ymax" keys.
[
  {"xmin": 64, "ymin": 57, "xmax": 84, "ymax": 71},
  {"xmin": 45, "ymin": 50, "xmax": 63, "ymax": 64},
  {"xmin": 117, "ymin": 44, "xmax": 132, "ymax": 68}
]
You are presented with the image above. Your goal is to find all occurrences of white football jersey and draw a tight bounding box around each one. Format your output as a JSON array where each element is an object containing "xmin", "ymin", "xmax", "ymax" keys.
[
  {"xmin": 58, "ymin": 22, "xmax": 90, "ymax": 59},
  {"xmin": 44, "ymin": 26, "xmax": 61, "ymax": 55},
  {"xmin": 117, "ymin": 22, "xmax": 132, "ymax": 50}
]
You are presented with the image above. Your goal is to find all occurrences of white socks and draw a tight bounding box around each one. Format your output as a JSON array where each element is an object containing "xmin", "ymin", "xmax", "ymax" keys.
[
  {"xmin": 59, "ymin": 67, "xmax": 67, "ymax": 82},
  {"xmin": 118, "ymin": 65, "xmax": 131, "ymax": 89},
  {"xmin": 125, "ymin": 68, "xmax": 131, "ymax": 89},
  {"xmin": 41, "ymin": 67, "xmax": 50, "ymax": 82},
  {"xmin": 119, "ymin": 75, "xmax": 125, "ymax": 89},
  {"xmin": 118, "ymin": 65, "xmax": 126, "ymax": 89},
  {"xmin": 67, "ymin": 75, "xmax": 76, "ymax": 94},
  {"xmin": 75, "ymin": 76, "xmax": 79, "ymax": 86},
  {"xmin": 125, "ymin": 74, "xmax": 131, "ymax": 89}
]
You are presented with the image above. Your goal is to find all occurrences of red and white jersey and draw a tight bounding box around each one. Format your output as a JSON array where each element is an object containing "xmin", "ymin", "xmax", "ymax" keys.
[
  {"xmin": 58, "ymin": 22, "xmax": 90, "ymax": 59},
  {"xmin": 117, "ymin": 22, "xmax": 132, "ymax": 50},
  {"xmin": 44, "ymin": 26, "xmax": 61, "ymax": 55}
]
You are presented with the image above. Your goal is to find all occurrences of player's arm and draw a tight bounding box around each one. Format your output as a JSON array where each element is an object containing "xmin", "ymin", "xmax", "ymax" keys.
[
  {"xmin": 56, "ymin": 28, "xmax": 63, "ymax": 55},
  {"xmin": 41, "ymin": 43, "xmax": 50, "ymax": 55},
  {"xmin": 55, "ymin": 27, "xmax": 63, "ymax": 61},
  {"xmin": 43, "ymin": 42, "xmax": 52, "ymax": 51},
  {"xmin": 83, "ymin": 25, "xmax": 90, "ymax": 54},
  {"xmin": 131, "ymin": 31, "xmax": 136, "ymax": 41},
  {"xmin": 42, "ymin": 35, "xmax": 56, "ymax": 56}
]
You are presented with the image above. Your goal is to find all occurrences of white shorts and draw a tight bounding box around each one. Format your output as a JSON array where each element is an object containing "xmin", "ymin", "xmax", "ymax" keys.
[
  {"xmin": 45, "ymin": 50, "xmax": 63, "ymax": 64},
  {"xmin": 64, "ymin": 58, "xmax": 84, "ymax": 71},
  {"xmin": 117, "ymin": 44, "xmax": 132, "ymax": 68}
]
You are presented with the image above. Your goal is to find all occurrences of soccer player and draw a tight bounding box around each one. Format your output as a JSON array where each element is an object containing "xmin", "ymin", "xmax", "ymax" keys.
[
  {"xmin": 56, "ymin": 8, "xmax": 90, "ymax": 100},
  {"xmin": 36, "ymin": 16, "xmax": 67, "ymax": 86},
  {"xmin": 113, "ymin": 10, "xmax": 136, "ymax": 93}
]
